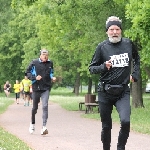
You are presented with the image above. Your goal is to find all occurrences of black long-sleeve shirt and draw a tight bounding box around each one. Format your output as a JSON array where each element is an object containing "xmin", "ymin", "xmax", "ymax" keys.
[
  {"xmin": 26, "ymin": 58, "xmax": 54, "ymax": 91},
  {"xmin": 89, "ymin": 38, "xmax": 140, "ymax": 85}
]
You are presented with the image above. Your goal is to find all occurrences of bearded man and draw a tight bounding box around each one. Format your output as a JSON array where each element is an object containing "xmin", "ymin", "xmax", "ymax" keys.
[{"xmin": 89, "ymin": 16, "xmax": 140, "ymax": 150}]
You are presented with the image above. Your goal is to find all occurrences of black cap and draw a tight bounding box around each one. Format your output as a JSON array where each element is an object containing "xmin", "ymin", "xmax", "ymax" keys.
[{"xmin": 106, "ymin": 20, "xmax": 122, "ymax": 31}]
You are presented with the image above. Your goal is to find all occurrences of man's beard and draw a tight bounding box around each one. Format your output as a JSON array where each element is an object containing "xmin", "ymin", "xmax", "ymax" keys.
[{"xmin": 108, "ymin": 35, "xmax": 121, "ymax": 43}]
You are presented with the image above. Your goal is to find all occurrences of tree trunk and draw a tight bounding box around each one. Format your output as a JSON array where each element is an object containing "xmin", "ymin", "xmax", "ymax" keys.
[
  {"xmin": 72, "ymin": 87, "xmax": 75, "ymax": 93},
  {"xmin": 131, "ymin": 71, "xmax": 144, "ymax": 108},
  {"xmin": 0, "ymin": 85, "xmax": 2, "ymax": 93},
  {"xmin": 88, "ymin": 77, "xmax": 92, "ymax": 94},
  {"xmin": 74, "ymin": 72, "xmax": 80, "ymax": 96},
  {"xmin": 80, "ymin": 81, "xmax": 82, "ymax": 93}
]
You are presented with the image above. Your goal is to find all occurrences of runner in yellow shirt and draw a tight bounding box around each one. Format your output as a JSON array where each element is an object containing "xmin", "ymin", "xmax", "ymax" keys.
[
  {"xmin": 13, "ymin": 80, "xmax": 21, "ymax": 104},
  {"xmin": 21, "ymin": 76, "xmax": 32, "ymax": 106}
]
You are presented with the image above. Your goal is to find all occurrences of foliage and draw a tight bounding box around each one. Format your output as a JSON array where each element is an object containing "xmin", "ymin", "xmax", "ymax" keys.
[
  {"xmin": 0, "ymin": 0, "xmax": 140, "ymax": 93},
  {"xmin": 125, "ymin": 0, "xmax": 150, "ymax": 82},
  {"xmin": 4, "ymin": 0, "xmax": 127, "ymax": 88},
  {"xmin": 0, "ymin": 0, "xmax": 20, "ymax": 86}
]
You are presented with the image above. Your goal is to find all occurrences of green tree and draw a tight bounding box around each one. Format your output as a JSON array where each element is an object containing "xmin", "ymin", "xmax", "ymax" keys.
[
  {"xmin": 0, "ymin": 0, "xmax": 24, "ymax": 90},
  {"xmin": 125, "ymin": 0, "xmax": 150, "ymax": 107},
  {"xmin": 9, "ymin": 0, "xmax": 128, "ymax": 95}
]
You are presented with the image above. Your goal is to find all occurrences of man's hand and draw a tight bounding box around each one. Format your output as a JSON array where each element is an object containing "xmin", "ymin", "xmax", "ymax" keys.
[
  {"xmin": 36, "ymin": 75, "xmax": 42, "ymax": 80},
  {"xmin": 130, "ymin": 75, "xmax": 134, "ymax": 82},
  {"xmin": 52, "ymin": 77, "xmax": 56, "ymax": 82},
  {"xmin": 105, "ymin": 59, "xmax": 112, "ymax": 70}
]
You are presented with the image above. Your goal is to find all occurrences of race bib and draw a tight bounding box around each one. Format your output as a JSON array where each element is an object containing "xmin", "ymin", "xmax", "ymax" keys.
[{"xmin": 110, "ymin": 53, "xmax": 129, "ymax": 67}]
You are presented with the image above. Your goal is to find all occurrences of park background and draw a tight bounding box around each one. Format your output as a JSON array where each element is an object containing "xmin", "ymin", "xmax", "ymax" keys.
[
  {"xmin": 0, "ymin": 0, "xmax": 150, "ymax": 108},
  {"xmin": 1, "ymin": 0, "xmax": 150, "ymax": 149}
]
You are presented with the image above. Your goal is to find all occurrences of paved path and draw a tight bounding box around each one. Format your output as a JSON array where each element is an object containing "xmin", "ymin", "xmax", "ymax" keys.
[{"xmin": 0, "ymin": 100, "xmax": 150, "ymax": 150}]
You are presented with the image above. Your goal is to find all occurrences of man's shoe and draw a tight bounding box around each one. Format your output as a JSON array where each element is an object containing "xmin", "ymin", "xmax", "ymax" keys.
[
  {"xmin": 29, "ymin": 123, "xmax": 35, "ymax": 134},
  {"xmin": 41, "ymin": 126, "xmax": 48, "ymax": 135}
]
